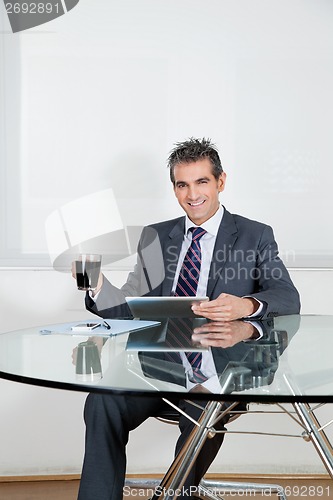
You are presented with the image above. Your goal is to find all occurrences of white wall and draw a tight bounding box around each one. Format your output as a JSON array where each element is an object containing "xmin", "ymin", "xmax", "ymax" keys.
[
  {"xmin": 1, "ymin": 0, "xmax": 333, "ymax": 479},
  {"xmin": 1, "ymin": 0, "xmax": 333, "ymax": 267},
  {"xmin": 0, "ymin": 268, "xmax": 332, "ymax": 477}
]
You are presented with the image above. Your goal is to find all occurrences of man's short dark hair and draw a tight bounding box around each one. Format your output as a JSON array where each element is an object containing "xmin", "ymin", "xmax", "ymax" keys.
[{"xmin": 167, "ymin": 137, "xmax": 223, "ymax": 184}]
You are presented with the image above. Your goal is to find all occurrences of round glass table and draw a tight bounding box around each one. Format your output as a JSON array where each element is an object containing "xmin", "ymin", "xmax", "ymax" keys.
[{"xmin": 1, "ymin": 314, "xmax": 332, "ymax": 498}]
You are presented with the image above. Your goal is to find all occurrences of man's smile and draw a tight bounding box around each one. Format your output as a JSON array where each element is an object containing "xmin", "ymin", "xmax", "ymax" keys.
[{"xmin": 188, "ymin": 200, "xmax": 205, "ymax": 207}]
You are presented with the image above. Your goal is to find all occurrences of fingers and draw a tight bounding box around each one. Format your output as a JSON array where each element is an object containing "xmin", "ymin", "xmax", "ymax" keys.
[
  {"xmin": 89, "ymin": 273, "xmax": 104, "ymax": 297},
  {"xmin": 71, "ymin": 261, "xmax": 76, "ymax": 279},
  {"xmin": 192, "ymin": 321, "xmax": 232, "ymax": 334},
  {"xmin": 192, "ymin": 294, "xmax": 230, "ymax": 316},
  {"xmin": 192, "ymin": 332, "xmax": 234, "ymax": 348},
  {"xmin": 192, "ymin": 322, "xmax": 233, "ymax": 347},
  {"xmin": 192, "ymin": 293, "xmax": 250, "ymax": 321},
  {"xmin": 192, "ymin": 308, "xmax": 234, "ymax": 321},
  {"xmin": 197, "ymin": 293, "xmax": 228, "ymax": 308}
]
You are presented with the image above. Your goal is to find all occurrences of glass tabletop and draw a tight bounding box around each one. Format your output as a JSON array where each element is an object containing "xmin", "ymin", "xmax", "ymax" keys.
[{"xmin": 0, "ymin": 314, "xmax": 332, "ymax": 402}]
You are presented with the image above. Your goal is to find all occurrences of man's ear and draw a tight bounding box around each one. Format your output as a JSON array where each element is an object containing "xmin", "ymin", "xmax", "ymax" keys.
[{"xmin": 218, "ymin": 172, "xmax": 227, "ymax": 192}]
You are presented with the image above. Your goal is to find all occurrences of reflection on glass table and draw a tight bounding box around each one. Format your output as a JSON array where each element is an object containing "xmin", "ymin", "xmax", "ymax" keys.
[{"xmin": 0, "ymin": 314, "xmax": 333, "ymax": 497}]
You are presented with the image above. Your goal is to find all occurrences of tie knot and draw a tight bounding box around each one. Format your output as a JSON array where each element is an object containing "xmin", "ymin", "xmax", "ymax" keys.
[{"xmin": 190, "ymin": 227, "xmax": 206, "ymax": 241}]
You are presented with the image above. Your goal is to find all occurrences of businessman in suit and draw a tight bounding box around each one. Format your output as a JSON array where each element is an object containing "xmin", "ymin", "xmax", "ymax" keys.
[{"xmin": 77, "ymin": 138, "xmax": 300, "ymax": 499}]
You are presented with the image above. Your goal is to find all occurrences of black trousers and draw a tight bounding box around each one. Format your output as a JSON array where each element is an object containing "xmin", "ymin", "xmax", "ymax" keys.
[{"xmin": 77, "ymin": 393, "xmax": 227, "ymax": 500}]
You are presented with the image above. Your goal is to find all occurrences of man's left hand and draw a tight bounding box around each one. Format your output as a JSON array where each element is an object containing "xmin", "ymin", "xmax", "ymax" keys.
[{"xmin": 192, "ymin": 293, "xmax": 258, "ymax": 321}]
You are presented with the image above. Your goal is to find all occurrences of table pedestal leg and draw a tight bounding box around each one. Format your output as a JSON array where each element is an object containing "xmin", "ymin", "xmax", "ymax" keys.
[
  {"xmin": 151, "ymin": 400, "xmax": 223, "ymax": 500},
  {"xmin": 293, "ymin": 402, "xmax": 333, "ymax": 478}
]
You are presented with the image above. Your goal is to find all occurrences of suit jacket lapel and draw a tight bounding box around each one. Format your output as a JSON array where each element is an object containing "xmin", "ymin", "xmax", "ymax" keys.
[
  {"xmin": 207, "ymin": 208, "xmax": 238, "ymax": 298},
  {"xmin": 161, "ymin": 218, "xmax": 185, "ymax": 296}
]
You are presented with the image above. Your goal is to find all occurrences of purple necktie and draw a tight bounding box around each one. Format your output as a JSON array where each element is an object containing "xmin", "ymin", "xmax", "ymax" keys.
[
  {"xmin": 174, "ymin": 227, "xmax": 206, "ymax": 377},
  {"xmin": 175, "ymin": 227, "xmax": 206, "ymax": 297}
]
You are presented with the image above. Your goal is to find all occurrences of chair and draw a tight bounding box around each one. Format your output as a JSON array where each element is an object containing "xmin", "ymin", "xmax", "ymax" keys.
[{"xmin": 125, "ymin": 404, "xmax": 287, "ymax": 500}]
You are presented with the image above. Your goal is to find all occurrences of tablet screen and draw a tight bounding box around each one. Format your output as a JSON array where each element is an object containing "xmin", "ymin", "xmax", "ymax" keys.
[{"xmin": 125, "ymin": 296, "xmax": 208, "ymax": 318}]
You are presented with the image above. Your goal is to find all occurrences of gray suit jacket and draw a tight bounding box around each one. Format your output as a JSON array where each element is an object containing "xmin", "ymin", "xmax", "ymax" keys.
[{"xmin": 86, "ymin": 207, "xmax": 300, "ymax": 319}]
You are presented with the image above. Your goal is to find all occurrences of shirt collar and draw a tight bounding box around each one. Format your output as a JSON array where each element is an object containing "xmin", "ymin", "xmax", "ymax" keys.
[{"xmin": 185, "ymin": 204, "xmax": 224, "ymax": 237}]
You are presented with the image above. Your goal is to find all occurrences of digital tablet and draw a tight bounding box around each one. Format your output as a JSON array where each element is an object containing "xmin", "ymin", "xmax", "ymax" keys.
[{"xmin": 125, "ymin": 296, "xmax": 208, "ymax": 318}]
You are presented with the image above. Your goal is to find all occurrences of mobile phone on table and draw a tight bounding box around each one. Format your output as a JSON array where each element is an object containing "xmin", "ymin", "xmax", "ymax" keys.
[{"xmin": 71, "ymin": 322, "xmax": 101, "ymax": 331}]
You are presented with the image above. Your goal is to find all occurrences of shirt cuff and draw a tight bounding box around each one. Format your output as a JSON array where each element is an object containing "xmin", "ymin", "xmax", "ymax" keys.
[
  {"xmin": 243, "ymin": 296, "xmax": 263, "ymax": 318},
  {"xmin": 242, "ymin": 320, "xmax": 264, "ymax": 340}
]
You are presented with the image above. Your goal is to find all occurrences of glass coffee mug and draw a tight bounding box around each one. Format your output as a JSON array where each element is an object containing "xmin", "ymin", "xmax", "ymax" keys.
[
  {"xmin": 75, "ymin": 340, "xmax": 102, "ymax": 381},
  {"xmin": 75, "ymin": 254, "xmax": 101, "ymax": 291}
]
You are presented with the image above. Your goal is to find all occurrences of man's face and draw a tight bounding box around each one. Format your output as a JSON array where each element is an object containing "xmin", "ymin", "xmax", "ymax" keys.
[{"xmin": 173, "ymin": 158, "xmax": 226, "ymax": 225}]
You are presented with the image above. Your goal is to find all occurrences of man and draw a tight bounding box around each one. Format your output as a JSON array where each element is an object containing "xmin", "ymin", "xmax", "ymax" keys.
[{"xmin": 77, "ymin": 138, "xmax": 300, "ymax": 499}]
